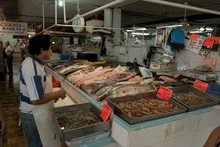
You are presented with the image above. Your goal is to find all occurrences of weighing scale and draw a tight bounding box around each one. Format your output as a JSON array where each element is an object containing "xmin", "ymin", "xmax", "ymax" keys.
[{"xmin": 181, "ymin": 69, "xmax": 218, "ymax": 82}]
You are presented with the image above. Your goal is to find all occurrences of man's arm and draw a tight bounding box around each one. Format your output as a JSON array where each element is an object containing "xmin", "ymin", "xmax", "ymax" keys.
[
  {"xmin": 203, "ymin": 126, "xmax": 220, "ymax": 147},
  {"xmin": 31, "ymin": 89, "xmax": 66, "ymax": 105}
]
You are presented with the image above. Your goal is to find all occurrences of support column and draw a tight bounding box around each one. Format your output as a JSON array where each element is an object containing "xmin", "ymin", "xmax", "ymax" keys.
[{"xmin": 112, "ymin": 8, "xmax": 121, "ymax": 45}]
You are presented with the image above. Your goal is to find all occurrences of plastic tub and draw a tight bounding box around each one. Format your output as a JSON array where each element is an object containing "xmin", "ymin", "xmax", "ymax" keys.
[
  {"xmin": 206, "ymin": 83, "xmax": 220, "ymax": 97},
  {"xmin": 59, "ymin": 54, "xmax": 70, "ymax": 60}
]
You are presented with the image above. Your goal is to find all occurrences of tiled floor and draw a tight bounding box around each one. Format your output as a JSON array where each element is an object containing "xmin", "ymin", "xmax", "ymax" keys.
[{"xmin": 0, "ymin": 59, "xmax": 28, "ymax": 147}]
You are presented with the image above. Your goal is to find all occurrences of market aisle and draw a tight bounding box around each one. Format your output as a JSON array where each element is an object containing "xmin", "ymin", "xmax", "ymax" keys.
[{"xmin": 0, "ymin": 59, "xmax": 28, "ymax": 147}]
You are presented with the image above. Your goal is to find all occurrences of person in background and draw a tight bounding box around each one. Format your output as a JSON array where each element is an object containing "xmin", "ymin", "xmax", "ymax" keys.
[
  {"xmin": 203, "ymin": 126, "xmax": 220, "ymax": 147},
  {"xmin": 16, "ymin": 39, "xmax": 21, "ymax": 47},
  {"xmin": 0, "ymin": 41, "xmax": 4, "ymax": 78},
  {"xmin": 20, "ymin": 39, "xmax": 27, "ymax": 62},
  {"xmin": 19, "ymin": 34, "xmax": 66, "ymax": 147},
  {"xmin": 5, "ymin": 41, "xmax": 14, "ymax": 75}
]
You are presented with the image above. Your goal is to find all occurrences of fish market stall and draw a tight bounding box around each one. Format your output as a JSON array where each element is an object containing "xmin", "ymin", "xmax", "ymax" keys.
[{"xmin": 45, "ymin": 61, "xmax": 220, "ymax": 147}]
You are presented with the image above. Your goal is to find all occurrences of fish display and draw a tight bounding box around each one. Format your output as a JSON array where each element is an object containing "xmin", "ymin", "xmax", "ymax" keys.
[
  {"xmin": 159, "ymin": 76, "xmax": 177, "ymax": 83},
  {"xmin": 106, "ymin": 84, "xmax": 156, "ymax": 100}
]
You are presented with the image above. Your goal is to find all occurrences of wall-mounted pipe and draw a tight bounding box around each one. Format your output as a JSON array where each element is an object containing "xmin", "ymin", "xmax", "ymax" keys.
[
  {"xmin": 55, "ymin": 0, "xmax": 57, "ymax": 25},
  {"xmin": 40, "ymin": 0, "xmax": 220, "ymax": 35},
  {"xmin": 44, "ymin": 30, "xmax": 86, "ymax": 35},
  {"xmin": 63, "ymin": 0, "xmax": 128, "ymax": 24},
  {"xmin": 56, "ymin": 24, "xmax": 122, "ymax": 30},
  {"xmin": 38, "ymin": 0, "xmax": 59, "ymax": 34},
  {"xmin": 141, "ymin": 0, "xmax": 220, "ymax": 15},
  {"xmin": 39, "ymin": 0, "xmax": 123, "ymax": 34},
  {"xmin": 42, "ymin": 4, "xmax": 45, "ymax": 30}
]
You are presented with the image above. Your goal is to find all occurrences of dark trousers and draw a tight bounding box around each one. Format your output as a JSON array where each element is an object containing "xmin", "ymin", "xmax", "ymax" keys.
[{"xmin": 7, "ymin": 56, "xmax": 13, "ymax": 74}]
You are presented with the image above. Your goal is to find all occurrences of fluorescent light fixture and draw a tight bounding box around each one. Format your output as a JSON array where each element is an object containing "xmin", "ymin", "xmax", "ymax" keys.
[
  {"xmin": 199, "ymin": 27, "xmax": 205, "ymax": 31},
  {"xmin": 131, "ymin": 32, "xmax": 150, "ymax": 36},
  {"xmin": 156, "ymin": 24, "xmax": 183, "ymax": 29},
  {"xmin": 206, "ymin": 28, "xmax": 213, "ymax": 31},
  {"xmin": 199, "ymin": 27, "xmax": 213, "ymax": 31},
  {"xmin": 189, "ymin": 31, "xmax": 202, "ymax": 34},
  {"xmin": 126, "ymin": 28, "xmax": 147, "ymax": 32},
  {"xmin": 190, "ymin": 27, "xmax": 214, "ymax": 34},
  {"xmin": 58, "ymin": 0, "xmax": 63, "ymax": 6},
  {"xmin": 28, "ymin": 31, "xmax": 35, "ymax": 35},
  {"xmin": 126, "ymin": 30, "xmax": 135, "ymax": 32},
  {"xmin": 135, "ymin": 28, "xmax": 147, "ymax": 31}
]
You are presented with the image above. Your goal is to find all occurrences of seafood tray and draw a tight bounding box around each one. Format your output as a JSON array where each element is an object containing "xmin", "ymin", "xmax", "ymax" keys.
[
  {"xmin": 53, "ymin": 103, "xmax": 111, "ymax": 140},
  {"xmin": 107, "ymin": 92, "xmax": 187, "ymax": 124},
  {"xmin": 170, "ymin": 85, "xmax": 219, "ymax": 111}
]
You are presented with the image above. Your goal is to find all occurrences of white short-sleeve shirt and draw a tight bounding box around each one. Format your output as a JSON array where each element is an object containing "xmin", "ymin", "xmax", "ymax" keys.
[{"xmin": 19, "ymin": 56, "xmax": 47, "ymax": 113}]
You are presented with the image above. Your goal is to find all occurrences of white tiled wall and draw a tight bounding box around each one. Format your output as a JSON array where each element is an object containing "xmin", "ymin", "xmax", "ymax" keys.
[{"xmin": 110, "ymin": 46, "xmax": 150, "ymax": 66}]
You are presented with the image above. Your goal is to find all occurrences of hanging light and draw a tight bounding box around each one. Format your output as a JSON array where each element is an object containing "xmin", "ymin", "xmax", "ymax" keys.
[{"xmin": 58, "ymin": 0, "xmax": 63, "ymax": 7}]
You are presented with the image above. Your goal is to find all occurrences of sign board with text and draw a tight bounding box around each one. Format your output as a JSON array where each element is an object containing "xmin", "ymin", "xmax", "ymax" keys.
[
  {"xmin": 100, "ymin": 103, "xmax": 112, "ymax": 122},
  {"xmin": 203, "ymin": 37, "xmax": 215, "ymax": 47},
  {"xmin": 185, "ymin": 35, "xmax": 206, "ymax": 53},
  {"xmin": 0, "ymin": 21, "xmax": 28, "ymax": 35},
  {"xmin": 157, "ymin": 85, "xmax": 173, "ymax": 101},
  {"xmin": 193, "ymin": 79, "xmax": 208, "ymax": 92}
]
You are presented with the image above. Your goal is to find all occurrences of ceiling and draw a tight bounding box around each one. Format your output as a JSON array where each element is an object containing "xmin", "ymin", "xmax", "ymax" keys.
[{"xmin": 1, "ymin": 0, "xmax": 220, "ymax": 32}]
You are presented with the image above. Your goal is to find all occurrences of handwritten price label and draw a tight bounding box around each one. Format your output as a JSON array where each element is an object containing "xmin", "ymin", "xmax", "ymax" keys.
[
  {"xmin": 100, "ymin": 103, "xmax": 112, "ymax": 122},
  {"xmin": 203, "ymin": 37, "xmax": 215, "ymax": 47},
  {"xmin": 193, "ymin": 79, "xmax": 208, "ymax": 92},
  {"xmin": 190, "ymin": 34, "xmax": 199, "ymax": 40},
  {"xmin": 156, "ymin": 85, "xmax": 173, "ymax": 101}
]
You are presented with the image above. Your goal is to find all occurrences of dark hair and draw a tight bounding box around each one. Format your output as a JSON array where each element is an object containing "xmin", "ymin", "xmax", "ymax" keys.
[{"xmin": 28, "ymin": 34, "xmax": 51, "ymax": 55}]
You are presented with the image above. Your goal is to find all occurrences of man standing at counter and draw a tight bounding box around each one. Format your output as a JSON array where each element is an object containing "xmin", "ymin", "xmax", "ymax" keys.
[{"xmin": 19, "ymin": 34, "xmax": 67, "ymax": 147}]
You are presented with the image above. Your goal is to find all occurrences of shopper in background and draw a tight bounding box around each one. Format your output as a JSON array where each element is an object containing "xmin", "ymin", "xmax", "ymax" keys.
[
  {"xmin": 20, "ymin": 39, "xmax": 27, "ymax": 62},
  {"xmin": 0, "ymin": 41, "xmax": 4, "ymax": 78},
  {"xmin": 5, "ymin": 41, "xmax": 14, "ymax": 75},
  {"xmin": 19, "ymin": 34, "xmax": 67, "ymax": 147},
  {"xmin": 203, "ymin": 126, "xmax": 220, "ymax": 147}
]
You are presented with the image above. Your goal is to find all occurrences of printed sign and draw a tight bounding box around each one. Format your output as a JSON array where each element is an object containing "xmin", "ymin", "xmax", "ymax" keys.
[
  {"xmin": 185, "ymin": 35, "xmax": 206, "ymax": 53},
  {"xmin": 157, "ymin": 85, "xmax": 173, "ymax": 101},
  {"xmin": 193, "ymin": 79, "xmax": 208, "ymax": 92},
  {"xmin": 100, "ymin": 103, "xmax": 112, "ymax": 122},
  {"xmin": 0, "ymin": 21, "xmax": 28, "ymax": 35}
]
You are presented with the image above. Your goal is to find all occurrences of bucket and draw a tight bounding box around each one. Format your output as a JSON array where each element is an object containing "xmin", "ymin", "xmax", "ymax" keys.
[
  {"xmin": 206, "ymin": 83, "xmax": 220, "ymax": 97},
  {"xmin": 59, "ymin": 54, "xmax": 70, "ymax": 60}
]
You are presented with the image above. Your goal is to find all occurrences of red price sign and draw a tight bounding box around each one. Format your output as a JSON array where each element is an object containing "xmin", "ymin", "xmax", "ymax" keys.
[
  {"xmin": 156, "ymin": 85, "xmax": 173, "ymax": 101},
  {"xmin": 190, "ymin": 34, "xmax": 199, "ymax": 40},
  {"xmin": 193, "ymin": 79, "xmax": 208, "ymax": 92},
  {"xmin": 203, "ymin": 37, "xmax": 215, "ymax": 47},
  {"xmin": 100, "ymin": 103, "xmax": 112, "ymax": 122}
]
